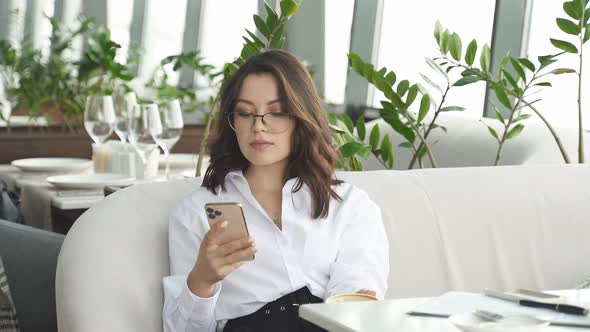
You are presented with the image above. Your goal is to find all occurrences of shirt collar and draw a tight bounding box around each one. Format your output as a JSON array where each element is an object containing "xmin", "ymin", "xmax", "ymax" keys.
[{"xmin": 224, "ymin": 168, "xmax": 308, "ymax": 194}]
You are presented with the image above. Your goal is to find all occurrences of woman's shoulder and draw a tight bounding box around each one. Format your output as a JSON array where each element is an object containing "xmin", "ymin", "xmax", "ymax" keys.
[{"xmin": 332, "ymin": 180, "xmax": 378, "ymax": 208}]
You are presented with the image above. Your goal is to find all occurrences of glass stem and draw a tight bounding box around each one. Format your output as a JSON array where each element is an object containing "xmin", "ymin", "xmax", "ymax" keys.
[{"xmin": 164, "ymin": 148, "xmax": 170, "ymax": 179}]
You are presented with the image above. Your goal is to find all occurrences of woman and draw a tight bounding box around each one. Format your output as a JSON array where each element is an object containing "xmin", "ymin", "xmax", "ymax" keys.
[{"xmin": 163, "ymin": 49, "xmax": 389, "ymax": 332}]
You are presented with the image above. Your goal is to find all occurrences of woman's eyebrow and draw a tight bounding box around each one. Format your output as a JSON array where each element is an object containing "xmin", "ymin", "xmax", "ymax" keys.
[{"xmin": 236, "ymin": 98, "xmax": 282, "ymax": 105}]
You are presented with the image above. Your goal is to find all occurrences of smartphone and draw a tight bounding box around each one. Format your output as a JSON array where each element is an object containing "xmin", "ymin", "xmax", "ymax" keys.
[{"xmin": 204, "ymin": 202, "xmax": 254, "ymax": 260}]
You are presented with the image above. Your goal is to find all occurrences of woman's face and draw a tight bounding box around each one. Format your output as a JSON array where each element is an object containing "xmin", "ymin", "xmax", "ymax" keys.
[{"xmin": 232, "ymin": 73, "xmax": 295, "ymax": 169}]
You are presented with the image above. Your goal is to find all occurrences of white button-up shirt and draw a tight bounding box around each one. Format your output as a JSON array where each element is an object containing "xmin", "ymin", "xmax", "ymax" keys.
[{"xmin": 162, "ymin": 169, "xmax": 389, "ymax": 332}]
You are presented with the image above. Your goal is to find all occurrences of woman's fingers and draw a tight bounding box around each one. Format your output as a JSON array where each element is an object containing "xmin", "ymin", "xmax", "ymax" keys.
[
  {"xmin": 223, "ymin": 243, "xmax": 257, "ymax": 265},
  {"xmin": 203, "ymin": 219, "xmax": 228, "ymax": 245},
  {"xmin": 356, "ymin": 289, "xmax": 377, "ymax": 297},
  {"xmin": 216, "ymin": 236, "xmax": 254, "ymax": 256}
]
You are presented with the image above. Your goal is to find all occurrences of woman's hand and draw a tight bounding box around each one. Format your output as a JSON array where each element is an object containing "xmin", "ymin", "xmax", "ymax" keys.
[
  {"xmin": 188, "ymin": 219, "xmax": 257, "ymax": 297},
  {"xmin": 356, "ymin": 289, "xmax": 377, "ymax": 297}
]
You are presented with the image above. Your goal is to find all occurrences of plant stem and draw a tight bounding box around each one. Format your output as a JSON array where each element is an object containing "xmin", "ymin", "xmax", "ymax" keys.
[
  {"xmin": 494, "ymin": 97, "xmax": 521, "ymax": 166},
  {"xmin": 195, "ymin": 107, "xmax": 215, "ymax": 177},
  {"xmin": 408, "ymin": 84, "xmax": 450, "ymax": 169},
  {"xmin": 399, "ymin": 110, "xmax": 438, "ymax": 167},
  {"xmin": 578, "ymin": 30, "xmax": 585, "ymax": 163},
  {"xmin": 520, "ymin": 98, "xmax": 571, "ymax": 163}
]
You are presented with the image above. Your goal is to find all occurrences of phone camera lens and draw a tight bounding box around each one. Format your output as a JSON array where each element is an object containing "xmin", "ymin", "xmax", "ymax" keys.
[
  {"xmin": 206, "ymin": 207, "xmax": 214, "ymax": 213},
  {"xmin": 208, "ymin": 213, "xmax": 216, "ymax": 219},
  {"xmin": 215, "ymin": 210, "xmax": 222, "ymax": 216}
]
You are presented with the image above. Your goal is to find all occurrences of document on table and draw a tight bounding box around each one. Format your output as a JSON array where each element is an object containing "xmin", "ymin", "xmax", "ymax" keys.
[{"xmin": 407, "ymin": 291, "xmax": 590, "ymax": 328}]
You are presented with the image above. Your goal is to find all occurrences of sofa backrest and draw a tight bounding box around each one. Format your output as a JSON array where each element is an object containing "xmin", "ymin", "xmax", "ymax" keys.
[
  {"xmin": 362, "ymin": 113, "xmax": 590, "ymax": 170},
  {"xmin": 56, "ymin": 165, "xmax": 590, "ymax": 332}
]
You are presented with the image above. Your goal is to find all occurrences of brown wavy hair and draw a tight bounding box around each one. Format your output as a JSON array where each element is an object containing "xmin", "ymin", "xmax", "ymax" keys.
[{"xmin": 201, "ymin": 49, "xmax": 342, "ymax": 219}]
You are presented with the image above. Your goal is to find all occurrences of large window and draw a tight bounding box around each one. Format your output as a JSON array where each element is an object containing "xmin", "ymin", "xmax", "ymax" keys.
[
  {"xmin": 324, "ymin": 0, "xmax": 355, "ymax": 105},
  {"xmin": 372, "ymin": 0, "xmax": 496, "ymax": 117},
  {"xmin": 108, "ymin": 0, "xmax": 134, "ymax": 64},
  {"xmin": 527, "ymin": 1, "xmax": 590, "ymax": 129},
  {"xmin": 198, "ymin": 0, "xmax": 258, "ymax": 72},
  {"xmin": 138, "ymin": 0, "xmax": 187, "ymax": 85}
]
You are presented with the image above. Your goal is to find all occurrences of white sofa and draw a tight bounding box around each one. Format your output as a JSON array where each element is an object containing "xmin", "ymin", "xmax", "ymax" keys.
[
  {"xmin": 363, "ymin": 112, "xmax": 590, "ymax": 170},
  {"xmin": 56, "ymin": 165, "xmax": 590, "ymax": 331}
]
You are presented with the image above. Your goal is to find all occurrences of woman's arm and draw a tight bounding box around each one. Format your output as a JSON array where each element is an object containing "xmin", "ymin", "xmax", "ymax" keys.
[
  {"xmin": 325, "ymin": 191, "xmax": 390, "ymax": 300},
  {"xmin": 163, "ymin": 205, "xmax": 220, "ymax": 332}
]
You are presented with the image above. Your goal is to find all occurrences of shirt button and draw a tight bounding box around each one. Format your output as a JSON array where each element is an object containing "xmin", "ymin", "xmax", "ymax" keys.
[
  {"xmin": 265, "ymin": 309, "xmax": 271, "ymax": 315},
  {"xmin": 280, "ymin": 306, "xmax": 285, "ymax": 311}
]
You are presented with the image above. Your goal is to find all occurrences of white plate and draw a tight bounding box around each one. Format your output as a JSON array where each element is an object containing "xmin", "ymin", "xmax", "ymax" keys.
[
  {"xmin": 11, "ymin": 158, "xmax": 92, "ymax": 172},
  {"xmin": 47, "ymin": 173, "xmax": 135, "ymax": 189},
  {"xmin": 159, "ymin": 154, "xmax": 209, "ymax": 169},
  {"xmin": 449, "ymin": 312, "xmax": 550, "ymax": 332}
]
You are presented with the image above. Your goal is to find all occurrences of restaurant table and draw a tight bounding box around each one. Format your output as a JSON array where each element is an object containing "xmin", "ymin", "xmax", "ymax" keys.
[
  {"xmin": 299, "ymin": 289, "xmax": 590, "ymax": 331},
  {"xmin": 0, "ymin": 163, "xmax": 203, "ymax": 233}
]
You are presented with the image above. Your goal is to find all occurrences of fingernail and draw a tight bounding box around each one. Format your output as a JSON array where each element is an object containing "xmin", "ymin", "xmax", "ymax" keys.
[
  {"xmin": 221, "ymin": 220, "xmax": 228, "ymax": 228},
  {"xmin": 248, "ymin": 237, "xmax": 255, "ymax": 243}
]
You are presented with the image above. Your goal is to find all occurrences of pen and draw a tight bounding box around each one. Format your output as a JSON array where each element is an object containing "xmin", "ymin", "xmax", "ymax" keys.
[{"xmin": 484, "ymin": 289, "xmax": 589, "ymax": 316}]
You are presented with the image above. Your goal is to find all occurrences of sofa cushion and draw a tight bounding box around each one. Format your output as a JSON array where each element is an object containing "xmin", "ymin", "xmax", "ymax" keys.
[{"xmin": 0, "ymin": 255, "xmax": 19, "ymax": 332}]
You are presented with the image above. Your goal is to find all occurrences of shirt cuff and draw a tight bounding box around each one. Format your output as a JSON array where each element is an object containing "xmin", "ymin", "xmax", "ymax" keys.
[{"xmin": 178, "ymin": 278, "xmax": 222, "ymax": 323}]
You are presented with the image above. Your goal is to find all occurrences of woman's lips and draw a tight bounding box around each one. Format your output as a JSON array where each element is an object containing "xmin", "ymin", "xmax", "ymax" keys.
[{"xmin": 250, "ymin": 142, "xmax": 274, "ymax": 151}]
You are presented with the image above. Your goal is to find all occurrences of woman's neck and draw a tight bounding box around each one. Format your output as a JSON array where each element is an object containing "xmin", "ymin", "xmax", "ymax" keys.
[{"xmin": 244, "ymin": 163, "xmax": 288, "ymax": 193}]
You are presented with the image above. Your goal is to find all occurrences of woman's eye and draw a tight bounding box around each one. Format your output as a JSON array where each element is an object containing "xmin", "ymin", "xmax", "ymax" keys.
[
  {"xmin": 237, "ymin": 111, "xmax": 252, "ymax": 117},
  {"xmin": 270, "ymin": 112, "xmax": 288, "ymax": 118}
]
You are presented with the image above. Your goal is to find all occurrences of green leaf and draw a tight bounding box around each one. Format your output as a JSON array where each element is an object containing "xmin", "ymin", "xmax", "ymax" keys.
[
  {"xmin": 369, "ymin": 125, "xmax": 380, "ymax": 149},
  {"xmin": 535, "ymin": 82, "xmax": 553, "ymax": 87},
  {"xmin": 440, "ymin": 106, "xmax": 467, "ymax": 112},
  {"xmin": 358, "ymin": 145, "xmax": 372, "ymax": 160},
  {"xmin": 434, "ymin": 20, "xmax": 443, "ymax": 46},
  {"xmin": 550, "ymin": 67, "xmax": 577, "ymax": 74},
  {"xmin": 425, "ymin": 57, "xmax": 448, "ymax": 81},
  {"xmin": 510, "ymin": 57, "xmax": 526, "ymax": 81},
  {"xmin": 557, "ymin": 18, "xmax": 582, "ymax": 35},
  {"xmin": 405, "ymin": 84, "xmax": 419, "ymax": 106},
  {"xmin": 420, "ymin": 73, "xmax": 443, "ymax": 93},
  {"xmin": 253, "ymin": 15, "xmax": 270, "ymax": 37},
  {"xmin": 584, "ymin": 25, "xmax": 590, "ymax": 43},
  {"xmin": 329, "ymin": 123, "xmax": 346, "ymax": 134},
  {"xmin": 418, "ymin": 94, "xmax": 431, "ymax": 123},
  {"xmin": 245, "ymin": 29, "xmax": 266, "ymax": 49},
  {"xmin": 385, "ymin": 71, "xmax": 396, "ymax": 86},
  {"xmin": 397, "ymin": 80, "xmax": 410, "ymax": 96},
  {"xmin": 339, "ymin": 113, "xmax": 355, "ymax": 133},
  {"xmin": 486, "ymin": 125, "xmax": 500, "ymax": 141},
  {"xmin": 502, "ymin": 70, "xmax": 522, "ymax": 96},
  {"xmin": 265, "ymin": 1, "xmax": 279, "ymax": 27},
  {"xmin": 564, "ymin": 1, "xmax": 582, "ymax": 20},
  {"xmin": 341, "ymin": 141, "xmax": 364, "ymax": 158},
  {"xmin": 441, "ymin": 29, "xmax": 451, "ymax": 54},
  {"xmin": 495, "ymin": 110, "xmax": 505, "ymax": 123},
  {"xmin": 356, "ymin": 115, "xmax": 366, "ymax": 141},
  {"xmin": 480, "ymin": 44, "xmax": 491, "ymax": 73},
  {"xmin": 380, "ymin": 134, "xmax": 394, "ymax": 168},
  {"xmin": 493, "ymin": 84, "xmax": 512, "ymax": 109},
  {"xmin": 280, "ymin": 0, "xmax": 299, "ymax": 17},
  {"xmin": 453, "ymin": 75, "xmax": 482, "ymax": 87},
  {"xmin": 515, "ymin": 114, "xmax": 532, "ymax": 122},
  {"xmin": 550, "ymin": 38, "xmax": 579, "ymax": 53},
  {"xmin": 399, "ymin": 142, "xmax": 413, "ymax": 149},
  {"xmin": 449, "ymin": 32, "xmax": 463, "ymax": 61},
  {"xmin": 517, "ymin": 58, "xmax": 536, "ymax": 72},
  {"xmin": 506, "ymin": 124, "xmax": 525, "ymax": 139},
  {"xmin": 538, "ymin": 54, "xmax": 559, "ymax": 69},
  {"xmin": 465, "ymin": 39, "xmax": 477, "ymax": 66},
  {"xmin": 380, "ymin": 108, "xmax": 415, "ymax": 143}
]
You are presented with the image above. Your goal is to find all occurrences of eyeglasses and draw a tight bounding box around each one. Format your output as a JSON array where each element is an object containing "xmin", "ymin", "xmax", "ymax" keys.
[{"xmin": 228, "ymin": 111, "xmax": 293, "ymax": 134}]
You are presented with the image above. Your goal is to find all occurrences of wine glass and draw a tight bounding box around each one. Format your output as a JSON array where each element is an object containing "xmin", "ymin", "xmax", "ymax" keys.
[
  {"xmin": 84, "ymin": 95, "xmax": 115, "ymax": 145},
  {"xmin": 152, "ymin": 99, "xmax": 184, "ymax": 178},
  {"xmin": 128, "ymin": 104, "xmax": 159, "ymax": 174},
  {"xmin": 113, "ymin": 91, "xmax": 137, "ymax": 143}
]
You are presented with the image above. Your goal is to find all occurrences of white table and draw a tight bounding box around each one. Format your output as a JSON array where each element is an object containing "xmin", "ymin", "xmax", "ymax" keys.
[{"xmin": 299, "ymin": 290, "xmax": 589, "ymax": 331}]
